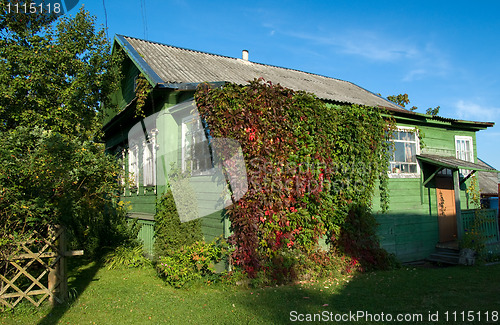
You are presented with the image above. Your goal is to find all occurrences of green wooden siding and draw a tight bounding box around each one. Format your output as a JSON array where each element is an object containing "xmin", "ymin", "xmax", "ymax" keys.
[
  {"xmin": 137, "ymin": 219, "xmax": 155, "ymax": 255},
  {"xmin": 122, "ymin": 194, "xmax": 157, "ymax": 215},
  {"xmin": 200, "ymin": 209, "xmax": 230, "ymax": 243},
  {"xmin": 373, "ymin": 178, "xmax": 438, "ymax": 262},
  {"xmin": 373, "ymin": 121, "xmax": 481, "ymax": 262},
  {"xmin": 104, "ymin": 59, "xmax": 140, "ymax": 126}
]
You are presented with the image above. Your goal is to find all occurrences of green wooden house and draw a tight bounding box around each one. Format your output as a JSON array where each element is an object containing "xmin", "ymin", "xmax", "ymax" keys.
[{"xmin": 103, "ymin": 35, "xmax": 499, "ymax": 263}]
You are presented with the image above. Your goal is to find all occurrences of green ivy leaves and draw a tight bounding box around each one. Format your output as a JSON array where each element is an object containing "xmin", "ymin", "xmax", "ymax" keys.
[{"xmin": 195, "ymin": 79, "xmax": 394, "ymax": 277}]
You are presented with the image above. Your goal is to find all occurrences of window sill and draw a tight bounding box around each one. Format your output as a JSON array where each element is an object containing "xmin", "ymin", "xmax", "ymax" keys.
[{"xmin": 388, "ymin": 173, "xmax": 421, "ymax": 179}]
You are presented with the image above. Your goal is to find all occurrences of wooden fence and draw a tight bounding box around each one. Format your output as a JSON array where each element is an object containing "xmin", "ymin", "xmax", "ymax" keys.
[
  {"xmin": 462, "ymin": 209, "xmax": 500, "ymax": 244},
  {"xmin": 0, "ymin": 226, "xmax": 82, "ymax": 309}
]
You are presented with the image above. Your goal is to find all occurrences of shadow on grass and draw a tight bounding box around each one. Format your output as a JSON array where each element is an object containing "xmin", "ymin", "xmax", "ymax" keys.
[
  {"xmin": 230, "ymin": 264, "xmax": 500, "ymax": 324},
  {"xmin": 36, "ymin": 257, "xmax": 103, "ymax": 325}
]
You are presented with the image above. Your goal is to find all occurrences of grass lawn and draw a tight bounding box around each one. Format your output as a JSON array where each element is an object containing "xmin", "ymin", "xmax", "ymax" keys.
[{"xmin": 2, "ymin": 259, "xmax": 500, "ymax": 324}]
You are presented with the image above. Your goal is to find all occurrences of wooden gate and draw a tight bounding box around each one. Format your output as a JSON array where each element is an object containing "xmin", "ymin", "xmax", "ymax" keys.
[{"xmin": 0, "ymin": 226, "xmax": 82, "ymax": 309}]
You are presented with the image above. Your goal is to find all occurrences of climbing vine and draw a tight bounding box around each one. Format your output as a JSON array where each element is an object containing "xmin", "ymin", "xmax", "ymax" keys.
[
  {"xmin": 195, "ymin": 79, "xmax": 395, "ymax": 278},
  {"xmin": 134, "ymin": 73, "xmax": 152, "ymax": 117}
]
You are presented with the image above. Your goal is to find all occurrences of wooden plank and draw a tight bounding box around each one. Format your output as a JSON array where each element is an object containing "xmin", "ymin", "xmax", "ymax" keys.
[
  {"xmin": 63, "ymin": 250, "xmax": 84, "ymax": 257},
  {"xmin": 453, "ymin": 170, "xmax": 463, "ymax": 241},
  {"xmin": 14, "ymin": 252, "xmax": 58, "ymax": 259}
]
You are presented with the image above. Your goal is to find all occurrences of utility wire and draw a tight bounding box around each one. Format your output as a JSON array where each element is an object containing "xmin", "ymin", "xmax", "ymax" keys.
[
  {"xmin": 103, "ymin": 0, "xmax": 109, "ymax": 40},
  {"xmin": 140, "ymin": 0, "xmax": 148, "ymax": 39}
]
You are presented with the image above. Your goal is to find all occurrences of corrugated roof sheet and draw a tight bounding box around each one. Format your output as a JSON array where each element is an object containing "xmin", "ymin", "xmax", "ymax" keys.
[
  {"xmin": 120, "ymin": 35, "xmax": 406, "ymax": 112},
  {"xmin": 417, "ymin": 154, "xmax": 499, "ymax": 172},
  {"xmin": 477, "ymin": 159, "xmax": 500, "ymax": 195}
]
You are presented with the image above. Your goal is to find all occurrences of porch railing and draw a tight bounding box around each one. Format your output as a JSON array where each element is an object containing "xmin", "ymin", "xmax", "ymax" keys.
[{"xmin": 462, "ymin": 209, "xmax": 499, "ymax": 244}]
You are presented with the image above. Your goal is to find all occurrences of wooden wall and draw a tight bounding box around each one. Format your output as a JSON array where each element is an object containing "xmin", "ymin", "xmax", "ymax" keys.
[{"xmin": 373, "ymin": 120, "xmax": 478, "ymax": 262}]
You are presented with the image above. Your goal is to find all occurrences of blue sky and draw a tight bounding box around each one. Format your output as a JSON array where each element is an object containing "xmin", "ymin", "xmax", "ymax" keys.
[{"xmin": 78, "ymin": 0, "xmax": 500, "ymax": 169}]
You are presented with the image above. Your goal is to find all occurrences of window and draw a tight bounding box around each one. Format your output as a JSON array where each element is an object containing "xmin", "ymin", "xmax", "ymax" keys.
[
  {"xmin": 128, "ymin": 143, "xmax": 139, "ymax": 190},
  {"xmin": 389, "ymin": 127, "xmax": 420, "ymax": 176},
  {"xmin": 126, "ymin": 128, "xmax": 158, "ymax": 193},
  {"xmin": 455, "ymin": 135, "xmax": 473, "ymax": 177},
  {"xmin": 143, "ymin": 129, "xmax": 158, "ymax": 187},
  {"xmin": 181, "ymin": 116, "xmax": 212, "ymax": 175},
  {"xmin": 455, "ymin": 136, "xmax": 473, "ymax": 163}
]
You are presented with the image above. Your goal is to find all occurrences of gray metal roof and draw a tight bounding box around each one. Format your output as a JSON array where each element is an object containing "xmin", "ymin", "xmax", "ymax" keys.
[
  {"xmin": 417, "ymin": 154, "xmax": 499, "ymax": 173},
  {"xmin": 477, "ymin": 158, "xmax": 500, "ymax": 195},
  {"xmin": 118, "ymin": 35, "xmax": 406, "ymax": 112}
]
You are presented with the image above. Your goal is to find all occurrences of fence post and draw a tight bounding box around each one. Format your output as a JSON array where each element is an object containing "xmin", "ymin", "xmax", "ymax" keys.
[
  {"xmin": 48, "ymin": 226, "xmax": 58, "ymax": 307},
  {"xmin": 48, "ymin": 265, "xmax": 57, "ymax": 306},
  {"xmin": 48, "ymin": 226, "xmax": 67, "ymax": 307},
  {"xmin": 58, "ymin": 227, "xmax": 67, "ymax": 304}
]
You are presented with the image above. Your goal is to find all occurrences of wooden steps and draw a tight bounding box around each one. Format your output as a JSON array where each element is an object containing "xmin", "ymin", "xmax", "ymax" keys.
[{"xmin": 427, "ymin": 245, "xmax": 460, "ymax": 265}]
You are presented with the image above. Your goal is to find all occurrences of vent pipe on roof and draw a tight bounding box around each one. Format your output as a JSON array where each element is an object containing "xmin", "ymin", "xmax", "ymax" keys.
[{"xmin": 242, "ymin": 49, "xmax": 249, "ymax": 61}]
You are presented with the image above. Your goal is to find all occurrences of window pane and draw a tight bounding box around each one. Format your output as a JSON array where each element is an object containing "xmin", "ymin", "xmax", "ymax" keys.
[
  {"xmin": 389, "ymin": 128, "xmax": 418, "ymax": 174},
  {"xmin": 182, "ymin": 117, "xmax": 212, "ymax": 174},
  {"xmin": 405, "ymin": 143, "xmax": 416, "ymax": 162},
  {"xmin": 394, "ymin": 142, "xmax": 405, "ymax": 162}
]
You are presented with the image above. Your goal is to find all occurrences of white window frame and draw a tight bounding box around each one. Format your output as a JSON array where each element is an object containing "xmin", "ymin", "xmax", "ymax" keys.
[
  {"xmin": 455, "ymin": 135, "xmax": 474, "ymax": 177},
  {"xmin": 142, "ymin": 129, "xmax": 158, "ymax": 188},
  {"xmin": 388, "ymin": 126, "xmax": 420, "ymax": 178},
  {"xmin": 455, "ymin": 135, "xmax": 474, "ymax": 163},
  {"xmin": 181, "ymin": 116, "xmax": 212, "ymax": 176},
  {"xmin": 128, "ymin": 143, "xmax": 139, "ymax": 191}
]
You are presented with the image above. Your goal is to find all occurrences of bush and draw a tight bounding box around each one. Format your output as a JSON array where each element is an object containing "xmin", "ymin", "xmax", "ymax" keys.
[
  {"xmin": 104, "ymin": 244, "xmax": 152, "ymax": 270},
  {"xmin": 334, "ymin": 204, "xmax": 395, "ymax": 271},
  {"xmin": 0, "ymin": 127, "xmax": 132, "ymax": 257},
  {"xmin": 153, "ymin": 189, "xmax": 203, "ymax": 257},
  {"xmin": 156, "ymin": 238, "xmax": 231, "ymax": 288}
]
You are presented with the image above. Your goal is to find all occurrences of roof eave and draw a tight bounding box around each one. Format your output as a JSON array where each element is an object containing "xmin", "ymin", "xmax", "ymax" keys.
[
  {"xmin": 114, "ymin": 34, "xmax": 164, "ymax": 87},
  {"xmin": 383, "ymin": 109, "xmax": 494, "ymax": 130}
]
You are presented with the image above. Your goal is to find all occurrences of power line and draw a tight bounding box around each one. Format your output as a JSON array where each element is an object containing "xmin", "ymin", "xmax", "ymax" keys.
[
  {"xmin": 102, "ymin": 0, "xmax": 109, "ymax": 40},
  {"xmin": 140, "ymin": 0, "xmax": 148, "ymax": 39}
]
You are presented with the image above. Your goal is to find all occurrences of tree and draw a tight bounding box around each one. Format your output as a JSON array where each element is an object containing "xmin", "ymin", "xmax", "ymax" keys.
[
  {"xmin": 386, "ymin": 93, "xmax": 417, "ymax": 111},
  {"xmin": 425, "ymin": 106, "xmax": 440, "ymax": 116},
  {"xmin": 0, "ymin": 3, "xmax": 121, "ymax": 139},
  {"xmin": 0, "ymin": 5, "xmax": 129, "ymax": 255},
  {"xmin": 387, "ymin": 93, "xmax": 439, "ymax": 115}
]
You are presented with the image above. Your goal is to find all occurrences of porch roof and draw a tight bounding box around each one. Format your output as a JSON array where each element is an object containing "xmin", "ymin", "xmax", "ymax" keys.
[{"xmin": 417, "ymin": 154, "xmax": 500, "ymax": 173}]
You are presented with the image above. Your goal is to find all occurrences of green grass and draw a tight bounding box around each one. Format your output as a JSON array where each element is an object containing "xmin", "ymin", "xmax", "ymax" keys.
[{"xmin": 2, "ymin": 260, "xmax": 500, "ymax": 324}]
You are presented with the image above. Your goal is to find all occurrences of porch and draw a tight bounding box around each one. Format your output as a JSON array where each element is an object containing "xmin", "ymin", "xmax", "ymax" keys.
[
  {"xmin": 417, "ymin": 154, "xmax": 500, "ymax": 264},
  {"xmin": 428, "ymin": 208, "xmax": 500, "ymax": 264}
]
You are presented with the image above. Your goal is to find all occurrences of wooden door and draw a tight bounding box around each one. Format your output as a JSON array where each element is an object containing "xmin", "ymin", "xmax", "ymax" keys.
[{"xmin": 436, "ymin": 177, "xmax": 457, "ymax": 242}]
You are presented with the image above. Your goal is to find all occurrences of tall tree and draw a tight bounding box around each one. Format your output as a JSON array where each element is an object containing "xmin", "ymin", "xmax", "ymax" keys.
[
  {"xmin": 0, "ymin": 5, "xmax": 129, "ymax": 255},
  {"xmin": 0, "ymin": 3, "xmax": 120, "ymax": 139}
]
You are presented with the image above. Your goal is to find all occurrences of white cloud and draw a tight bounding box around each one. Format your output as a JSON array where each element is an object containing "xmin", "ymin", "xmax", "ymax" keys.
[
  {"xmin": 455, "ymin": 100, "xmax": 498, "ymax": 121},
  {"xmin": 286, "ymin": 29, "xmax": 418, "ymax": 62},
  {"xmin": 278, "ymin": 28, "xmax": 450, "ymax": 82}
]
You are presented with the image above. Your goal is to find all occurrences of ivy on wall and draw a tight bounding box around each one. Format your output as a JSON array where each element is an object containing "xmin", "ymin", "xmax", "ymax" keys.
[
  {"xmin": 134, "ymin": 73, "xmax": 152, "ymax": 117},
  {"xmin": 195, "ymin": 79, "xmax": 395, "ymax": 277}
]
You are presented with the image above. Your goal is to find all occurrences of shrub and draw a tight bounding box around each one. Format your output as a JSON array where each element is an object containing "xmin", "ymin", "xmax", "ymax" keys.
[
  {"xmin": 104, "ymin": 244, "xmax": 152, "ymax": 270},
  {"xmin": 334, "ymin": 204, "xmax": 394, "ymax": 271},
  {"xmin": 156, "ymin": 238, "xmax": 231, "ymax": 288},
  {"xmin": 153, "ymin": 189, "xmax": 202, "ymax": 257}
]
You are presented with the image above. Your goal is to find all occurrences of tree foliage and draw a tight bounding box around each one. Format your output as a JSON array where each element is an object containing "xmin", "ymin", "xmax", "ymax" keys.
[
  {"xmin": 387, "ymin": 93, "xmax": 440, "ymax": 116},
  {"xmin": 386, "ymin": 93, "xmax": 417, "ymax": 111},
  {"xmin": 195, "ymin": 79, "xmax": 394, "ymax": 278},
  {"xmin": 0, "ymin": 6, "xmax": 126, "ymax": 255},
  {"xmin": 0, "ymin": 4, "xmax": 121, "ymax": 139}
]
